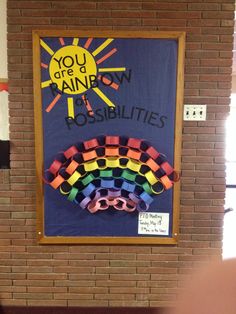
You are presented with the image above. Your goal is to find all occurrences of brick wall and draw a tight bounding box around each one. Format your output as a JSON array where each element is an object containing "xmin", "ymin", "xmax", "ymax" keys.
[{"xmin": 1, "ymin": 0, "xmax": 234, "ymax": 308}]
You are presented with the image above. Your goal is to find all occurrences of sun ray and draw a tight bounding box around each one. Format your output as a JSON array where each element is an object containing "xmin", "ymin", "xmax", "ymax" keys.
[
  {"xmin": 46, "ymin": 94, "xmax": 61, "ymax": 113},
  {"xmin": 40, "ymin": 39, "xmax": 54, "ymax": 56},
  {"xmin": 92, "ymin": 38, "xmax": 114, "ymax": 57},
  {"xmin": 72, "ymin": 38, "xmax": 79, "ymax": 46},
  {"xmin": 98, "ymin": 75, "xmax": 119, "ymax": 91},
  {"xmin": 41, "ymin": 62, "xmax": 48, "ymax": 69},
  {"xmin": 84, "ymin": 38, "xmax": 93, "ymax": 49},
  {"xmin": 98, "ymin": 67, "xmax": 126, "ymax": 72},
  {"xmin": 96, "ymin": 48, "xmax": 117, "ymax": 65},
  {"xmin": 92, "ymin": 88, "xmax": 115, "ymax": 108},
  {"xmin": 59, "ymin": 37, "xmax": 65, "ymax": 46},
  {"xmin": 67, "ymin": 97, "xmax": 75, "ymax": 118},
  {"xmin": 41, "ymin": 80, "xmax": 52, "ymax": 88},
  {"xmin": 82, "ymin": 95, "xmax": 94, "ymax": 115}
]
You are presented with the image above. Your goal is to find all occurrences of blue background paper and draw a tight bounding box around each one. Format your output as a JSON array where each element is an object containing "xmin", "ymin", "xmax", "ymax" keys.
[{"xmin": 40, "ymin": 37, "xmax": 177, "ymax": 237}]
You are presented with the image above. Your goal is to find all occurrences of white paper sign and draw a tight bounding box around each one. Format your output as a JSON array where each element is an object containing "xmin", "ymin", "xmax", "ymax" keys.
[
  {"xmin": 138, "ymin": 212, "xmax": 169, "ymax": 235},
  {"xmin": 0, "ymin": 91, "xmax": 9, "ymax": 140}
]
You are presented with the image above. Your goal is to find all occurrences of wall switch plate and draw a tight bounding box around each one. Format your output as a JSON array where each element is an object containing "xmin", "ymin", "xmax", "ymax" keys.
[{"xmin": 183, "ymin": 104, "xmax": 207, "ymax": 121}]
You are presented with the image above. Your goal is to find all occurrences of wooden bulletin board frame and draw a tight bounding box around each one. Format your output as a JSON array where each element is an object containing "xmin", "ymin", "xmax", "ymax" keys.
[{"xmin": 33, "ymin": 30, "xmax": 185, "ymax": 244}]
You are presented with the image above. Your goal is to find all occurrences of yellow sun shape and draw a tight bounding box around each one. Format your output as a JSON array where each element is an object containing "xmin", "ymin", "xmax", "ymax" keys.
[
  {"xmin": 49, "ymin": 45, "xmax": 97, "ymax": 95},
  {"xmin": 40, "ymin": 37, "xmax": 127, "ymax": 118}
]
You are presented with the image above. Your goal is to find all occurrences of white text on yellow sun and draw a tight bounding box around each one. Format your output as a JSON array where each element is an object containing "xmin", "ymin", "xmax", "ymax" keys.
[{"xmin": 40, "ymin": 37, "xmax": 126, "ymax": 117}]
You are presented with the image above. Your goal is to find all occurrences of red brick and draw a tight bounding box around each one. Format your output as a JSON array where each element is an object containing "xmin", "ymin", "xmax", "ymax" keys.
[
  {"xmin": 187, "ymin": 19, "xmax": 220, "ymax": 27},
  {"xmin": 202, "ymin": 11, "xmax": 234, "ymax": 19},
  {"xmin": 143, "ymin": 19, "xmax": 186, "ymax": 27},
  {"xmin": 97, "ymin": 2, "xmax": 141, "ymax": 10},
  {"xmin": 158, "ymin": 11, "xmax": 201, "ymax": 19},
  {"xmin": 188, "ymin": 3, "xmax": 220, "ymax": 10},
  {"xmin": 8, "ymin": 17, "xmax": 51, "ymax": 25}
]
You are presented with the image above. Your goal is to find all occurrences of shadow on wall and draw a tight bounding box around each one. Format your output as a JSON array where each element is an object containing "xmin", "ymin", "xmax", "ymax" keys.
[
  {"xmin": 170, "ymin": 258, "xmax": 236, "ymax": 314},
  {"xmin": 0, "ymin": 307, "xmax": 171, "ymax": 314}
]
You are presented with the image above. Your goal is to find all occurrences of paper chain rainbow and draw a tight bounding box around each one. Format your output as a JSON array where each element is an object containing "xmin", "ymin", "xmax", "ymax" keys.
[{"xmin": 44, "ymin": 135, "xmax": 179, "ymax": 213}]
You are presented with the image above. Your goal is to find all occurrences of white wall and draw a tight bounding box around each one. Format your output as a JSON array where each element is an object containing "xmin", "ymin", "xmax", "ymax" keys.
[
  {"xmin": 232, "ymin": 75, "xmax": 236, "ymax": 93},
  {"xmin": 0, "ymin": 0, "xmax": 7, "ymax": 78}
]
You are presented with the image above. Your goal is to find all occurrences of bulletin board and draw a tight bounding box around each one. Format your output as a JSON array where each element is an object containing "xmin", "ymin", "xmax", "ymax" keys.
[{"xmin": 33, "ymin": 30, "xmax": 185, "ymax": 244}]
